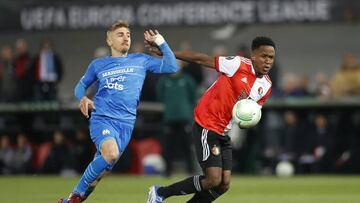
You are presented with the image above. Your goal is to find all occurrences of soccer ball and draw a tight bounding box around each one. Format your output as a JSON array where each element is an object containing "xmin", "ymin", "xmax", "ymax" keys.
[
  {"xmin": 142, "ymin": 154, "xmax": 165, "ymax": 175},
  {"xmin": 232, "ymin": 99, "xmax": 262, "ymax": 129},
  {"xmin": 275, "ymin": 161, "xmax": 295, "ymax": 177}
]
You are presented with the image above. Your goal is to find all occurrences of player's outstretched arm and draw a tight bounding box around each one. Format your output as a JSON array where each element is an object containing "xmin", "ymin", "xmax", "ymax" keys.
[
  {"xmin": 144, "ymin": 29, "xmax": 179, "ymax": 73},
  {"xmin": 174, "ymin": 50, "xmax": 215, "ymax": 69},
  {"xmin": 145, "ymin": 40, "xmax": 215, "ymax": 69}
]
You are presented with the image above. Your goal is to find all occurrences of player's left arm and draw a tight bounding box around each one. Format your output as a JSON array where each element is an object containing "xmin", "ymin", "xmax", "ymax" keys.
[
  {"xmin": 174, "ymin": 50, "xmax": 215, "ymax": 69},
  {"xmin": 74, "ymin": 62, "xmax": 97, "ymax": 100},
  {"xmin": 145, "ymin": 42, "xmax": 215, "ymax": 69},
  {"xmin": 144, "ymin": 30, "xmax": 179, "ymax": 73},
  {"xmin": 74, "ymin": 61, "xmax": 97, "ymax": 118}
]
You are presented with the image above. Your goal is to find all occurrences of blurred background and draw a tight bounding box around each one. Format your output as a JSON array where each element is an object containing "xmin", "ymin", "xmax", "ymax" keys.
[{"xmin": 0, "ymin": 0, "xmax": 360, "ymax": 177}]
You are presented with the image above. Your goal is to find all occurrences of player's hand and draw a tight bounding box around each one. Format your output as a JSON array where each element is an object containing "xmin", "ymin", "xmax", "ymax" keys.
[
  {"xmin": 144, "ymin": 40, "xmax": 162, "ymax": 56},
  {"xmin": 79, "ymin": 96, "xmax": 95, "ymax": 118},
  {"xmin": 144, "ymin": 29, "xmax": 165, "ymax": 46}
]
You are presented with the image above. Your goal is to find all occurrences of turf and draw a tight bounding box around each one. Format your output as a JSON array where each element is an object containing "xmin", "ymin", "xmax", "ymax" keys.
[{"xmin": 0, "ymin": 175, "xmax": 360, "ymax": 203}]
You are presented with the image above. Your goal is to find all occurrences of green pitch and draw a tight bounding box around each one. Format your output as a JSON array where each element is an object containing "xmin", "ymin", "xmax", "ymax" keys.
[{"xmin": 1, "ymin": 175, "xmax": 360, "ymax": 203}]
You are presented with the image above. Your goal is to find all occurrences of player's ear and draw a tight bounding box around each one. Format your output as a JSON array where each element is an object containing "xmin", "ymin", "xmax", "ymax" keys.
[
  {"xmin": 250, "ymin": 52, "xmax": 256, "ymax": 61},
  {"xmin": 106, "ymin": 39, "xmax": 112, "ymax": 47},
  {"xmin": 106, "ymin": 31, "xmax": 112, "ymax": 46}
]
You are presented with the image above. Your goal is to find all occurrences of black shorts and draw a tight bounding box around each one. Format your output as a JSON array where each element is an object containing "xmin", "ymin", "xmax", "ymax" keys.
[{"xmin": 192, "ymin": 122, "xmax": 232, "ymax": 170}]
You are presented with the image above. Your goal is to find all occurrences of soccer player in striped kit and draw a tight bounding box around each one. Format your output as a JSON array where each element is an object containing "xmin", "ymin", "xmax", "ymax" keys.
[
  {"xmin": 147, "ymin": 36, "xmax": 275, "ymax": 203},
  {"xmin": 58, "ymin": 20, "xmax": 179, "ymax": 203}
]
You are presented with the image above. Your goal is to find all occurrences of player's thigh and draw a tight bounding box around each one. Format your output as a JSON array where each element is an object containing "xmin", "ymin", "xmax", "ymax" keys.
[
  {"xmin": 192, "ymin": 122, "xmax": 223, "ymax": 169},
  {"xmin": 100, "ymin": 139, "xmax": 119, "ymax": 159},
  {"xmin": 89, "ymin": 117, "xmax": 119, "ymax": 153},
  {"xmin": 205, "ymin": 167, "xmax": 223, "ymax": 183},
  {"xmin": 114, "ymin": 121, "xmax": 134, "ymax": 153},
  {"xmin": 220, "ymin": 135, "xmax": 233, "ymax": 171}
]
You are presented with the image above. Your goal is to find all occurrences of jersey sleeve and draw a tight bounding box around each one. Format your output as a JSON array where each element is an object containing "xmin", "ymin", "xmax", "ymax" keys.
[
  {"xmin": 144, "ymin": 42, "xmax": 179, "ymax": 74},
  {"xmin": 74, "ymin": 61, "xmax": 97, "ymax": 100},
  {"xmin": 257, "ymin": 87, "xmax": 272, "ymax": 106},
  {"xmin": 80, "ymin": 61, "xmax": 97, "ymax": 87},
  {"xmin": 215, "ymin": 56, "xmax": 241, "ymax": 77},
  {"xmin": 144, "ymin": 55, "xmax": 162, "ymax": 73}
]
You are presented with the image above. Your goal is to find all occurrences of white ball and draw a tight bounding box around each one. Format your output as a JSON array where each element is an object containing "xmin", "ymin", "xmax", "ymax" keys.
[
  {"xmin": 142, "ymin": 154, "xmax": 166, "ymax": 175},
  {"xmin": 275, "ymin": 161, "xmax": 294, "ymax": 177},
  {"xmin": 232, "ymin": 99, "xmax": 262, "ymax": 129}
]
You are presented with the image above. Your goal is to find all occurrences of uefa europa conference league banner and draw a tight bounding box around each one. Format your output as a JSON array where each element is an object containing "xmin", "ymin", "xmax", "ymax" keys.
[{"xmin": 0, "ymin": 0, "xmax": 353, "ymax": 31}]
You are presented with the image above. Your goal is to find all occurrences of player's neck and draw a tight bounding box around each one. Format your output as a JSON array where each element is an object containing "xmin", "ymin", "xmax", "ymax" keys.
[
  {"xmin": 111, "ymin": 50, "xmax": 128, "ymax": 57},
  {"xmin": 255, "ymin": 72, "xmax": 264, "ymax": 78}
]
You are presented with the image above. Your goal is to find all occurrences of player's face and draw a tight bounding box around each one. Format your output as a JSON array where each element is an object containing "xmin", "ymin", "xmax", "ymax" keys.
[
  {"xmin": 107, "ymin": 27, "xmax": 131, "ymax": 55},
  {"xmin": 251, "ymin": 45, "xmax": 275, "ymax": 76}
]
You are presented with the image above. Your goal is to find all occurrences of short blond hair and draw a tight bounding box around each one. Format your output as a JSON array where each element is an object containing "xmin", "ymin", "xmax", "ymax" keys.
[{"xmin": 107, "ymin": 20, "xmax": 130, "ymax": 32}]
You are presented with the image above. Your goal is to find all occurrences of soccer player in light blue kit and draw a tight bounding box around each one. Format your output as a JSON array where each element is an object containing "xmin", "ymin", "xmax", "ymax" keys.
[{"xmin": 58, "ymin": 20, "xmax": 179, "ymax": 203}]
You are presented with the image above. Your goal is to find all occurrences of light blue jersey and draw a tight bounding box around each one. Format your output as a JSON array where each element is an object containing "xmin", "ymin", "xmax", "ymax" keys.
[{"xmin": 74, "ymin": 42, "xmax": 179, "ymax": 125}]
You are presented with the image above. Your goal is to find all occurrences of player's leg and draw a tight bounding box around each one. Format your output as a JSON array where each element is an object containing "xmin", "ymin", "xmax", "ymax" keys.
[
  {"xmin": 74, "ymin": 137, "xmax": 119, "ymax": 194},
  {"xmin": 81, "ymin": 121, "xmax": 133, "ymax": 202},
  {"xmin": 81, "ymin": 165, "xmax": 110, "ymax": 201},
  {"xmin": 214, "ymin": 169, "xmax": 231, "ymax": 197},
  {"xmin": 186, "ymin": 170, "xmax": 231, "ymax": 203},
  {"xmin": 187, "ymin": 135, "xmax": 233, "ymax": 202},
  {"xmin": 148, "ymin": 166, "xmax": 222, "ymax": 203},
  {"xmin": 148, "ymin": 123, "xmax": 223, "ymax": 203},
  {"xmin": 58, "ymin": 139, "xmax": 119, "ymax": 203},
  {"xmin": 58, "ymin": 119, "xmax": 120, "ymax": 203}
]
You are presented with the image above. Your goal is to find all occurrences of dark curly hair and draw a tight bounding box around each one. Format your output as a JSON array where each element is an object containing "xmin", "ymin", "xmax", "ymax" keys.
[{"xmin": 251, "ymin": 36, "xmax": 275, "ymax": 51}]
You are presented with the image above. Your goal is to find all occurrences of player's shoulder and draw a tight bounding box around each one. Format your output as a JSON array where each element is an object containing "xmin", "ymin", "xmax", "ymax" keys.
[
  {"xmin": 264, "ymin": 74, "xmax": 272, "ymax": 84},
  {"xmin": 235, "ymin": 56, "xmax": 253, "ymax": 74},
  {"xmin": 239, "ymin": 56, "xmax": 253, "ymax": 65},
  {"xmin": 91, "ymin": 56, "xmax": 112, "ymax": 65},
  {"xmin": 129, "ymin": 52, "xmax": 151, "ymax": 59},
  {"xmin": 86, "ymin": 57, "xmax": 114, "ymax": 73},
  {"xmin": 219, "ymin": 55, "xmax": 252, "ymax": 67}
]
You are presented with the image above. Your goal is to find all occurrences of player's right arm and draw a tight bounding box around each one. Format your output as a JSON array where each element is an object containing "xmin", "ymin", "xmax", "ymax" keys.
[
  {"xmin": 74, "ymin": 61, "xmax": 97, "ymax": 118},
  {"xmin": 144, "ymin": 30, "xmax": 179, "ymax": 73},
  {"xmin": 174, "ymin": 50, "xmax": 215, "ymax": 69}
]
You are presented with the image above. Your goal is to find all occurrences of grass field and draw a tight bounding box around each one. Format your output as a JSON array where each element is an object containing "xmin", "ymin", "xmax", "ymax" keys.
[{"xmin": 0, "ymin": 175, "xmax": 360, "ymax": 203}]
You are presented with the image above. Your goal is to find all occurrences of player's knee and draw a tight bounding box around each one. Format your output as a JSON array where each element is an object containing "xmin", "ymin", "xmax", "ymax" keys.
[
  {"xmin": 218, "ymin": 181, "xmax": 230, "ymax": 194},
  {"xmin": 103, "ymin": 150, "xmax": 120, "ymax": 163},
  {"xmin": 221, "ymin": 177, "xmax": 230, "ymax": 190},
  {"xmin": 101, "ymin": 139, "xmax": 120, "ymax": 164},
  {"xmin": 203, "ymin": 174, "xmax": 222, "ymax": 189}
]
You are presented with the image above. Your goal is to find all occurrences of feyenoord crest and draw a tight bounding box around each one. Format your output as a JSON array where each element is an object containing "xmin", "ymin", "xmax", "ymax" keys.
[
  {"xmin": 211, "ymin": 145, "xmax": 220, "ymax": 156},
  {"xmin": 258, "ymin": 87, "xmax": 263, "ymax": 95}
]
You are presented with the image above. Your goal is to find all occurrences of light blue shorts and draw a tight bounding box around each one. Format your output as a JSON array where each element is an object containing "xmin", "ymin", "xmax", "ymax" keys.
[{"xmin": 89, "ymin": 115, "xmax": 134, "ymax": 157}]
